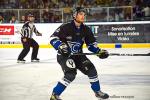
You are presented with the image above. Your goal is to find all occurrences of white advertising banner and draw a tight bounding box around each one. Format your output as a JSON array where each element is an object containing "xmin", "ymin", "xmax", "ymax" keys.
[
  {"xmin": 0, "ymin": 21, "xmax": 150, "ymax": 45},
  {"xmin": 0, "ymin": 23, "xmax": 62, "ymax": 44}
]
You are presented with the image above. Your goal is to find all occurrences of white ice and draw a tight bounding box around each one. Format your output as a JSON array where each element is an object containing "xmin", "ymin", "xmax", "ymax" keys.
[{"xmin": 0, "ymin": 48, "xmax": 150, "ymax": 100}]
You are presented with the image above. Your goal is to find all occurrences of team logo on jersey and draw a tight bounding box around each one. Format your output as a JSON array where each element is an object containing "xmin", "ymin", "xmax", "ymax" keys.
[
  {"xmin": 67, "ymin": 41, "xmax": 82, "ymax": 53},
  {"xmin": 66, "ymin": 59, "xmax": 76, "ymax": 68}
]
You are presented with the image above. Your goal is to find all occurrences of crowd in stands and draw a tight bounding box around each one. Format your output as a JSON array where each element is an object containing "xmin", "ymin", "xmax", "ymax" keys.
[{"xmin": 0, "ymin": 0, "xmax": 149, "ymax": 23}]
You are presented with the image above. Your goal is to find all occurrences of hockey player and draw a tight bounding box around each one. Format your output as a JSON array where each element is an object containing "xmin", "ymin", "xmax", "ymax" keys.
[
  {"xmin": 50, "ymin": 7, "xmax": 109, "ymax": 100},
  {"xmin": 17, "ymin": 13, "xmax": 42, "ymax": 63}
]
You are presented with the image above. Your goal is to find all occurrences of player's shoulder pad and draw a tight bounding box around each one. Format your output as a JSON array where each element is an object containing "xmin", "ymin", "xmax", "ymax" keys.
[
  {"xmin": 56, "ymin": 22, "xmax": 71, "ymax": 32},
  {"xmin": 60, "ymin": 22, "xmax": 71, "ymax": 28}
]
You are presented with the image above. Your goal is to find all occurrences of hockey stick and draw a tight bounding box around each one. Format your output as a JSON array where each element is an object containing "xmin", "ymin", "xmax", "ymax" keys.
[{"xmin": 71, "ymin": 53, "xmax": 150, "ymax": 56}]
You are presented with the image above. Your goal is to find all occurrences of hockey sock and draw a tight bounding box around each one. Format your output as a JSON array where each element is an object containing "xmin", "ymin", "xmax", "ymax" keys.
[
  {"xmin": 89, "ymin": 75, "xmax": 101, "ymax": 92},
  {"xmin": 53, "ymin": 82, "xmax": 67, "ymax": 95},
  {"xmin": 90, "ymin": 81, "xmax": 101, "ymax": 92}
]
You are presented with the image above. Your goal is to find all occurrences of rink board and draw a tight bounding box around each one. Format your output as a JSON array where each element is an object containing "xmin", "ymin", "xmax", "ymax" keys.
[
  {"xmin": 0, "ymin": 43, "xmax": 150, "ymax": 48},
  {"xmin": 0, "ymin": 21, "xmax": 150, "ymax": 49}
]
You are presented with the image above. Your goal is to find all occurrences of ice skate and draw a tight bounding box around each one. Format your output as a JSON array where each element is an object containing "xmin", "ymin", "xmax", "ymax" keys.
[
  {"xmin": 17, "ymin": 59, "xmax": 26, "ymax": 63},
  {"xmin": 31, "ymin": 58, "xmax": 40, "ymax": 62},
  {"xmin": 95, "ymin": 91, "xmax": 109, "ymax": 99},
  {"xmin": 50, "ymin": 93, "xmax": 62, "ymax": 100}
]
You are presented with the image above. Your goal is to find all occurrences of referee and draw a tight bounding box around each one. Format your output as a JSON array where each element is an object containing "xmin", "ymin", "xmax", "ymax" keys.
[{"xmin": 17, "ymin": 13, "xmax": 42, "ymax": 63}]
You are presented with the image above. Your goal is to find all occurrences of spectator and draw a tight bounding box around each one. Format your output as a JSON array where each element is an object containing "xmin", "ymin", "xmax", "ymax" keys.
[
  {"xmin": 143, "ymin": 0, "xmax": 150, "ymax": 5},
  {"xmin": 9, "ymin": 0, "xmax": 17, "ymax": 8},
  {"xmin": 0, "ymin": 0, "xmax": 5, "ymax": 8},
  {"xmin": 133, "ymin": 4, "xmax": 144, "ymax": 20},
  {"xmin": 0, "ymin": 14, "xmax": 5, "ymax": 23},
  {"xmin": 0, "ymin": 0, "xmax": 149, "ymax": 22},
  {"xmin": 124, "ymin": 6, "xmax": 132, "ymax": 21},
  {"xmin": 42, "ymin": 8, "xmax": 50, "ymax": 23},
  {"xmin": 142, "ymin": 5, "xmax": 150, "ymax": 17},
  {"xmin": 115, "ymin": 0, "xmax": 124, "ymax": 6},
  {"xmin": 63, "ymin": 5, "xmax": 72, "ymax": 18},
  {"xmin": 83, "ymin": 1, "xmax": 92, "ymax": 8},
  {"xmin": 19, "ymin": 0, "xmax": 27, "ymax": 9},
  {"xmin": 114, "ymin": 8, "xmax": 124, "ymax": 21},
  {"xmin": 10, "ymin": 15, "xmax": 19, "ymax": 23},
  {"xmin": 50, "ymin": 14, "xmax": 55, "ymax": 22},
  {"xmin": 53, "ymin": 14, "xmax": 61, "ymax": 22},
  {"xmin": 124, "ymin": 0, "xmax": 131, "ymax": 6},
  {"xmin": 38, "ymin": 0, "xmax": 44, "ymax": 8},
  {"xmin": 20, "ymin": 15, "xmax": 26, "ymax": 23},
  {"xmin": 95, "ymin": 0, "xmax": 112, "ymax": 6}
]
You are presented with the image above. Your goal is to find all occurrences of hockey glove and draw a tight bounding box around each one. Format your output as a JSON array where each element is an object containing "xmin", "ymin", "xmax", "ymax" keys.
[
  {"xmin": 58, "ymin": 43, "xmax": 70, "ymax": 57},
  {"xmin": 37, "ymin": 32, "xmax": 42, "ymax": 36},
  {"xmin": 97, "ymin": 49, "xmax": 109, "ymax": 59},
  {"xmin": 22, "ymin": 38, "xmax": 27, "ymax": 42}
]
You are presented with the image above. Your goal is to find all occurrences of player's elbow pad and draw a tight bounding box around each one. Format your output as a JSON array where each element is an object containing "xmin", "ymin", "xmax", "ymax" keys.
[
  {"xmin": 50, "ymin": 37, "xmax": 62, "ymax": 50},
  {"xmin": 88, "ymin": 44, "xmax": 100, "ymax": 53}
]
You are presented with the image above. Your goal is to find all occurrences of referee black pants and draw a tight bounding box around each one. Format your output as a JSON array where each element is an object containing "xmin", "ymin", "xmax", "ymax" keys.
[{"xmin": 18, "ymin": 38, "xmax": 39, "ymax": 60}]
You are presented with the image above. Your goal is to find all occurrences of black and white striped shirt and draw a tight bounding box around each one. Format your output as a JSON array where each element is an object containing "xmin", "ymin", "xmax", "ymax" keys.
[{"xmin": 21, "ymin": 21, "xmax": 41, "ymax": 38}]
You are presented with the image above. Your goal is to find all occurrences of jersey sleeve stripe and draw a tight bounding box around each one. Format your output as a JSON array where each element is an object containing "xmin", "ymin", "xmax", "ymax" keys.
[{"xmin": 50, "ymin": 37, "xmax": 62, "ymax": 50}]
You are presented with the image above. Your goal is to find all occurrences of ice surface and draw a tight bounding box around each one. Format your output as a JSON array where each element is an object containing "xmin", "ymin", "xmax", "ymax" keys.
[{"xmin": 0, "ymin": 48, "xmax": 150, "ymax": 100}]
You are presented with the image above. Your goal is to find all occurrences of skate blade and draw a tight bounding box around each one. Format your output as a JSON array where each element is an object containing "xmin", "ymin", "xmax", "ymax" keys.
[
  {"xmin": 98, "ymin": 98, "xmax": 110, "ymax": 100},
  {"xmin": 31, "ymin": 60, "xmax": 40, "ymax": 62},
  {"xmin": 17, "ymin": 61, "xmax": 25, "ymax": 63}
]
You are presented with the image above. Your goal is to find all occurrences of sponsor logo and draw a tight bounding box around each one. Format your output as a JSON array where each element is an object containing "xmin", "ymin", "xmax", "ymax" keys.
[{"xmin": 0, "ymin": 26, "xmax": 14, "ymax": 35}]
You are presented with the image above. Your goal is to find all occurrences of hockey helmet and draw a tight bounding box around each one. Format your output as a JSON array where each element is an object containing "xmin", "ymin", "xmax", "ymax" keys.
[
  {"xmin": 72, "ymin": 7, "xmax": 86, "ymax": 18},
  {"xmin": 27, "ymin": 13, "xmax": 34, "ymax": 17}
]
